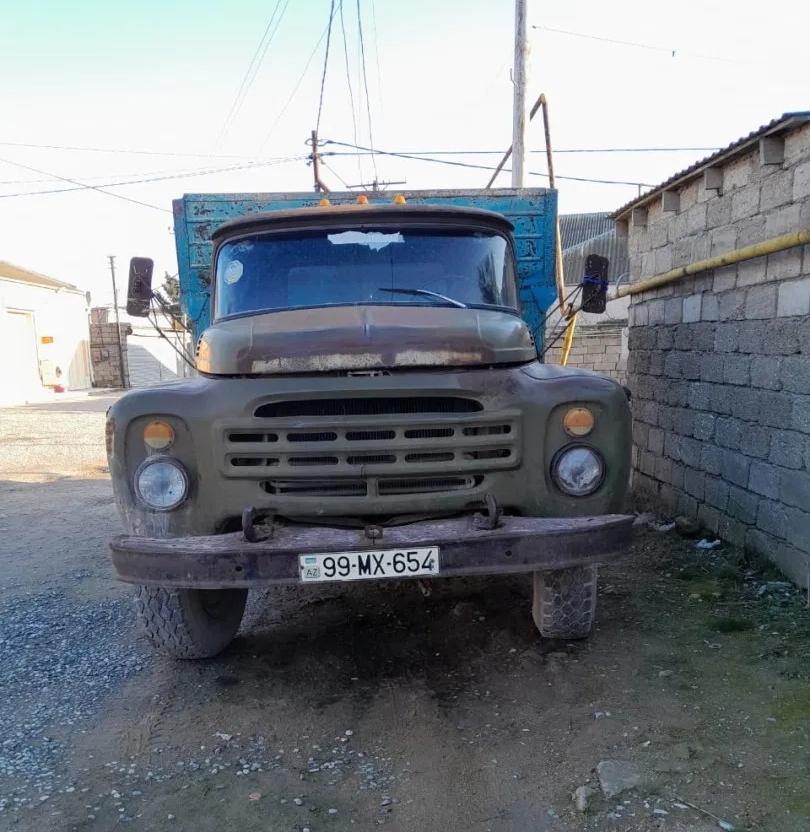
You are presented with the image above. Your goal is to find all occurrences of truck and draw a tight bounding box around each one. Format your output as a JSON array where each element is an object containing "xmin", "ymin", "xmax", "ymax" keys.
[{"xmin": 106, "ymin": 188, "xmax": 633, "ymax": 659}]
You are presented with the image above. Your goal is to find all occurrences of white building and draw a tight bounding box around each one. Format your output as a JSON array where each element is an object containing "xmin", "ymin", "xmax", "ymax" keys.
[{"xmin": 0, "ymin": 261, "xmax": 93, "ymax": 406}]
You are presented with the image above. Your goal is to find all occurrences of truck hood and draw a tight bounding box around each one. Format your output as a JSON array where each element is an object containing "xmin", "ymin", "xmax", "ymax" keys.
[{"xmin": 195, "ymin": 305, "xmax": 537, "ymax": 375}]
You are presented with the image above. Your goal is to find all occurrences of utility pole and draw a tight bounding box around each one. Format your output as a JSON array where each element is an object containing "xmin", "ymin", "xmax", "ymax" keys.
[
  {"xmin": 108, "ymin": 255, "xmax": 127, "ymax": 389},
  {"xmin": 310, "ymin": 130, "xmax": 331, "ymax": 194},
  {"xmin": 511, "ymin": 0, "xmax": 529, "ymax": 188}
]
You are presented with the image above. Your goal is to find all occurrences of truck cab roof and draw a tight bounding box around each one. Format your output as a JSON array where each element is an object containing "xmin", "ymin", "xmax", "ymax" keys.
[{"xmin": 211, "ymin": 202, "xmax": 516, "ymax": 241}]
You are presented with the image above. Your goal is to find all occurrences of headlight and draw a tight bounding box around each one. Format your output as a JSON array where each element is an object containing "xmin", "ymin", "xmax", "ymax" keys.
[
  {"xmin": 552, "ymin": 445, "xmax": 604, "ymax": 497},
  {"xmin": 135, "ymin": 457, "xmax": 189, "ymax": 511}
]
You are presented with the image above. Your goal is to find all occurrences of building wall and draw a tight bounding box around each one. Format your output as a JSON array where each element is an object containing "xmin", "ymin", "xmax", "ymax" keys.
[
  {"xmin": 545, "ymin": 324, "xmax": 628, "ymax": 384},
  {"xmin": 0, "ymin": 278, "xmax": 92, "ymax": 405},
  {"xmin": 89, "ymin": 308, "xmax": 131, "ymax": 388},
  {"xmin": 624, "ymin": 123, "xmax": 810, "ymax": 583}
]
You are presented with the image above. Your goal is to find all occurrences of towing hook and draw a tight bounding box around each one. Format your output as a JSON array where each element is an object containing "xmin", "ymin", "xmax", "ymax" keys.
[
  {"xmin": 473, "ymin": 493, "xmax": 503, "ymax": 531},
  {"xmin": 242, "ymin": 506, "xmax": 276, "ymax": 543}
]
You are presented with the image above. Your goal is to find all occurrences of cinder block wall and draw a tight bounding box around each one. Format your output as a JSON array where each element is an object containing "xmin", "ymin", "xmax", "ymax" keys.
[
  {"xmin": 624, "ymin": 123, "xmax": 810, "ymax": 584},
  {"xmin": 546, "ymin": 325, "xmax": 628, "ymax": 384},
  {"xmin": 89, "ymin": 307, "xmax": 131, "ymax": 388}
]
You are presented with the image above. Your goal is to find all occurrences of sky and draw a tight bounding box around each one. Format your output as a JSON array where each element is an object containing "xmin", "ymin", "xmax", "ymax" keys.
[{"xmin": 0, "ymin": 0, "xmax": 806, "ymax": 305}]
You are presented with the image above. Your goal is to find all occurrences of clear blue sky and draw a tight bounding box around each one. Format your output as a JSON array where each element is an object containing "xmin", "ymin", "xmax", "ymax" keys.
[{"xmin": 1, "ymin": 0, "xmax": 806, "ymax": 302}]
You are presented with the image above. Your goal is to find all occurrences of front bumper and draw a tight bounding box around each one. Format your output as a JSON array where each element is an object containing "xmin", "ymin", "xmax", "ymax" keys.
[{"xmin": 109, "ymin": 513, "xmax": 634, "ymax": 589}]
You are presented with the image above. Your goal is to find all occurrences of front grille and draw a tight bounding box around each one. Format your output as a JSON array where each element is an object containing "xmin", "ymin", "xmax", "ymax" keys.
[
  {"xmin": 255, "ymin": 397, "xmax": 483, "ymax": 418},
  {"xmin": 220, "ymin": 396, "xmax": 521, "ymax": 500}
]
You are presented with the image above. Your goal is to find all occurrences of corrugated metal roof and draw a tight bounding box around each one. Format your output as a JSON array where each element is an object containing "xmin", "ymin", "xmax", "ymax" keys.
[
  {"xmin": 612, "ymin": 111, "xmax": 810, "ymax": 220},
  {"xmin": 0, "ymin": 261, "xmax": 85, "ymax": 294},
  {"xmin": 559, "ymin": 212, "xmax": 614, "ymax": 249}
]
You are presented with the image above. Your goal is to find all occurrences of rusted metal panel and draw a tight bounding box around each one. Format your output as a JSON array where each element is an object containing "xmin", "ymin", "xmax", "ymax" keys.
[
  {"xmin": 172, "ymin": 189, "xmax": 557, "ymax": 345},
  {"xmin": 109, "ymin": 513, "xmax": 634, "ymax": 589}
]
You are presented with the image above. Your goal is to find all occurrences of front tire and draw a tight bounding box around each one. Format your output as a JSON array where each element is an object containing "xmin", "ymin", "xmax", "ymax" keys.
[
  {"xmin": 532, "ymin": 565, "xmax": 597, "ymax": 640},
  {"xmin": 134, "ymin": 586, "xmax": 248, "ymax": 659}
]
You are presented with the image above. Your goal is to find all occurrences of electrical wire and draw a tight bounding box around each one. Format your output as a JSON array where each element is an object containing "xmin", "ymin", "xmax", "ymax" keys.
[
  {"xmin": 320, "ymin": 159, "xmax": 353, "ymax": 190},
  {"xmin": 318, "ymin": 146, "xmax": 722, "ymax": 156},
  {"xmin": 316, "ymin": 0, "xmax": 338, "ymax": 133},
  {"xmin": 356, "ymin": 0, "xmax": 378, "ymax": 182},
  {"xmin": 369, "ymin": 0, "xmax": 384, "ymax": 128},
  {"xmin": 211, "ymin": 0, "xmax": 289, "ymax": 154},
  {"xmin": 532, "ymin": 24, "xmax": 752, "ymax": 65},
  {"xmin": 0, "ymin": 157, "xmax": 171, "ymax": 212},
  {"xmin": 339, "ymin": 0, "xmax": 362, "ymax": 180},
  {"xmin": 0, "ymin": 140, "xmax": 250, "ymax": 160},
  {"xmin": 256, "ymin": 5, "xmax": 344, "ymax": 156},
  {"xmin": 322, "ymin": 140, "xmax": 656, "ymax": 187},
  {"xmin": 0, "ymin": 155, "xmax": 308, "ymax": 200}
]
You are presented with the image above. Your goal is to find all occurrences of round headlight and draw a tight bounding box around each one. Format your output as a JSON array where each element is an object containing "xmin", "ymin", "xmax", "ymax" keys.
[
  {"xmin": 552, "ymin": 445, "xmax": 604, "ymax": 497},
  {"xmin": 135, "ymin": 458, "xmax": 189, "ymax": 511}
]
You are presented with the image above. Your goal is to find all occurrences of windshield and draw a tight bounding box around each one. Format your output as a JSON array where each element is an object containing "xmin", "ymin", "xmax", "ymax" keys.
[{"xmin": 214, "ymin": 227, "xmax": 518, "ymax": 319}]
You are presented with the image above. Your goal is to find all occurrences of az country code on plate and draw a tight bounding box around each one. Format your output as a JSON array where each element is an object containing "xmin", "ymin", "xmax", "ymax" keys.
[{"xmin": 299, "ymin": 548, "xmax": 440, "ymax": 583}]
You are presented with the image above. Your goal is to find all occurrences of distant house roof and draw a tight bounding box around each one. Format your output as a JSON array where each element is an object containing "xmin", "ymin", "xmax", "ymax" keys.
[
  {"xmin": 559, "ymin": 213, "xmax": 614, "ymax": 250},
  {"xmin": 612, "ymin": 111, "xmax": 810, "ymax": 220},
  {"xmin": 0, "ymin": 261, "xmax": 85, "ymax": 294}
]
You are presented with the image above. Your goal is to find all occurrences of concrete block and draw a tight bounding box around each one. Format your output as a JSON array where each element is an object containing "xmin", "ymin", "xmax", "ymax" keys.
[
  {"xmin": 792, "ymin": 396, "xmax": 810, "ymax": 435},
  {"xmin": 664, "ymin": 432, "xmax": 682, "ymax": 461},
  {"xmin": 780, "ymin": 469, "xmax": 810, "ymax": 510},
  {"xmin": 707, "ymin": 198, "xmax": 732, "ymax": 230},
  {"xmin": 712, "ymin": 263, "xmax": 737, "ymax": 292},
  {"xmin": 717, "ymin": 515, "xmax": 747, "ymax": 546},
  {"xmin": 647, "ymin": 299, "xmax": 667, "ymax": 326},
  {"xmin": 671, "ymin": 238, "xmax": 693, "ymax": 268},
  {"xmin": 735, "ymin": 258, "xmax": 765, "ymax": 288},
  {"xmin": 657, "ymin": 327, "xmax": 675, "ymax": 350},
  {"xmin": 722, "ymin": 354, "xmax": 751, "ymax": 386},
  {"xmin": 767, "ymin": 249, "xmax": 803, "ymax": 282},
  {"xmin": 722, "ymin": 449, "xmax": 751, "ymax": 487},
  {"xmin": 658, "ymin": 405, "xmax": 674, "ymax": 431},
  {"xmin": 634, "ymin": 302, "xmax": 650, "ymax": 326},
  {"xmin": 678, "ymin": 493, "xmax": 699, "ymax": 518},
  {"xmin": 724, "ymin": 155, "xmax": 754, "ymax": 190},
  {"xmin": 730, "ymin": 387, "xmax": 763, "ymax": 422},
  {"xmin": 762, "ymin": 319, "xmax": 801, "ymax": 355},
  {"xmin": 680, "ymin": 437, "xmax": 703, "ymax": 468},
  {"xmin": 683, "ymin": 468, "xmax": 706, "ymax": 500},
  {"xmin": 780, "ymin": 356, "xmax": 810, "ymax": 395},
  {"xmin": 793, "ymin": 159, "xmax": 810, "ymax": 200},
  {"xmin": 740, "ymin": 424, "xmax": 772, "ymax": 459},
  {"xmin": 682, "ymin": 294, "xmax": 702, "ymax": 323},
  {"xmin": 708, "ymin": 383, "xmax": 733, "ymax": 415},
  {"xmin": 777, "ymin": 276, "xmax": 810, "ymax": 317},
  {"xmin": 639, "ymin": 450, "xmax": 656, "ymax": 477},
  {"xmin": 727, "ymin": 485, "xmax": 759, "ymax": 524},
  {"xmin": 693, "ymin": 412, "xmax": 717, "ymax": 441},
  {"xmin": 765, "ymin": 203, "xmax": 802, "ymax": 238},
  {"xmin": 688, "ymin": 382, "xmax": 712, "ymax": 411},
  {"xmin": 699, "ymin": 293, "xmax": 719, "ymax": 324},
  {"xmin": 756, "ymin": 500, "xmax": 789, "ymax": 539},
  {"xmin": 673, "ymin": 408, "xmax": 696, "ymax": 437},
  {"xmin": 736, "ymin": 320, "xmax": 767, "ymax": 354},
  {"xmin": 785, "ymin": 507, "xmax": 810, "ymax": 552},
  {"xmin": 701, "ymin": 443, "xmax": 723, "ymax": 476},
  {"xmin": 697, "ymin": 504, "xmax": 721, "ymax": 535},
  {"xmin": 784, "ymin": 124, "xmax": 810, "ymax": 164},
  {"xmin": 680, "ymin": 181, "xmax": 699, "ymax": 211},
  {"xmin": 715, "ymin": 417, "xmax": 743, "ymax": 450},
  {"xmin": 705, "ymin": 477, "xmax": 730, "ymax": 511},
  {"xmin": 685, "ymin": 203, "xmax": 708, "ymax": 235},
  {"xmin": 750, "ymin": 355, "xmax": 782, "ymax": 390},
  {"xmin": 760, "ymin": 135, "xmax": 786, "ymax": 166},
  {"xmin": 692, "ymin": 321, "xmax": 717, "ymax": 351},
  {"xmin": 680, "ymin": 352, "xmax": 702, "ymax": 381},
  {"xmin": 655, "ymin": 247, "xmax": 673, "ymax": 274},
  {"xmin": 731, "ymin": 185, "xmax": 761, "ymax": 221},
  {"xmin": 745, "ymin": 528, "xmax": 776, "ymax": 558},
  {"xmin": 769, "ymin": 429, "xmax": 806, "ymax": 470},
  {"xmin": 745, "ymin": 284, "xmax": 777, "ymax": 319},
  {"xmin": 674, "ymin": 324, "xmax": 693, "ymax": 351},
  {"xmin": 736, "ymin": 215, "xmax": 768, "ymax": 247},
  {"xmin": 704, "ymin": 167, "xmax": 723, "ymax": 193},
  {"xmin": 758, "ymin": 391, "xmax": 795, "ymax": 428},
  {"xmin": 748, "ymin": 460, "xmax": 781, "ymax": 499},
  {"xmin": 690, "ymin": 233, "xmax": 711, "ymax": 262},
  {"xmin": 641, "ymin": 252, "xmax": 655, "ymax": 278},
  {"xmin": 717, "ymin": 289, "xmax": 747, "ymax": 322},
  {"xmin": 759, "ymin": 168, "xmax": 795, "ymax": 210}
]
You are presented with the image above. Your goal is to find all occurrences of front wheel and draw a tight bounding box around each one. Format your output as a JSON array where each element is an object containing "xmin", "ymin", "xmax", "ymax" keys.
[
  {"xmin": 532, "ymin": 565, "xmax": 597, "ymax": 640},
  {"xmin": 134, "ymin": 586, "xmax": 248, "ymax": 659}
]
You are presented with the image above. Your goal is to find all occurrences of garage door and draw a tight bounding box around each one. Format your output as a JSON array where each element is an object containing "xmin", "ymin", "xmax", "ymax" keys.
[
  {"xmin": 1, "ymin": 310, "xmax": 42, "ymax": 402},
  {"xmin": 127, "ymin": 332, "xmax": 183, "ymax": 388}
]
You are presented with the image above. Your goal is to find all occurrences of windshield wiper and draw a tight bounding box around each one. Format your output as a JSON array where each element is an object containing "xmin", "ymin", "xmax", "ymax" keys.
[{"xmin": 377, "ymin": 287, "xmax": 467, "ymax": 308}]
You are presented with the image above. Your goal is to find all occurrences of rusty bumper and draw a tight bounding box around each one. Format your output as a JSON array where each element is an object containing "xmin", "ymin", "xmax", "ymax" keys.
[{"xmin": 109, "ymin": 513, "xmax": 634, "ymax": 589}]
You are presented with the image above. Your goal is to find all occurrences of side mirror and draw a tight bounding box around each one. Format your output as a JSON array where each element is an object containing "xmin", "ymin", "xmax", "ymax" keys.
[
  {"xmin": 580, "ymin": 254, "xmax": 609, "ymax": 314},
  {"xmin": 126, "ymin": 257, "xmax": 154, "ymax": 317}
]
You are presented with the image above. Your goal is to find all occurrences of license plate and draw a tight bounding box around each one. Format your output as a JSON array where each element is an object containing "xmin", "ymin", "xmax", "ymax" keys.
[{"xmin": 298, "ymin": 547, "xmax": 440, "ymax": 583}]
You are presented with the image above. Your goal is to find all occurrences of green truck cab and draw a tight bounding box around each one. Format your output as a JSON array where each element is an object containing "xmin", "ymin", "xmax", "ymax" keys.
[{"xmin": 106, "ymin": 190, "xmax": 633, "ymax": 659}]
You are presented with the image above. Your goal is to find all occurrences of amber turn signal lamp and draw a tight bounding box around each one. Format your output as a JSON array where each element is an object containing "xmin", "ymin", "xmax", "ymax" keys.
[
  {"xmin": 356, "ymin": 195, "xmax": 369, "ymax": 204},
  {"xmin": 563, "ymin": 407, "xmax": 594, "ymax": 437},
  {"xmin": 143, "ymin": 420, "xmax": 175, "ymax": 450}
]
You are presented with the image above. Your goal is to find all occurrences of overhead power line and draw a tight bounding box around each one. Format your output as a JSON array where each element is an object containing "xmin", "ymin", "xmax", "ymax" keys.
[
  {"xmin": 356, "ymin": 0, "xmax": 378, "ymax": 181},
  {"xmin": 322, "ymin": 140, "xmax": 655, "ymax": 187},
  {"xmin": 257, "ymin": 3, "xmax": 345, "ymax": 156},
  {"xmin": 532, "ymin": 24, "xmax": 753, "ymax": 65},
  {"xmin": 0, "ymin": 140, "xmax": 250, "ymax": 160},
  {"xmin": 316, "ymin": 0, "xmax": 338, "ymax": 133},
  {"xmin": 211, "ymin": 0, "xmax": 291, "ymax": 154},
  {"xmin": 0, "ymin": 155, "xmax": 308, "ymax": 201},
  {"xmin": 339, "ymin": 0, "xmax": 361, "ymax": 180}
]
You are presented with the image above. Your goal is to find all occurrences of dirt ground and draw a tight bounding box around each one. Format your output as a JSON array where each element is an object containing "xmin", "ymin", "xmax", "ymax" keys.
[{"xmin": 1, "ymin": 394, "xmax": 810, "ymax": 832}]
